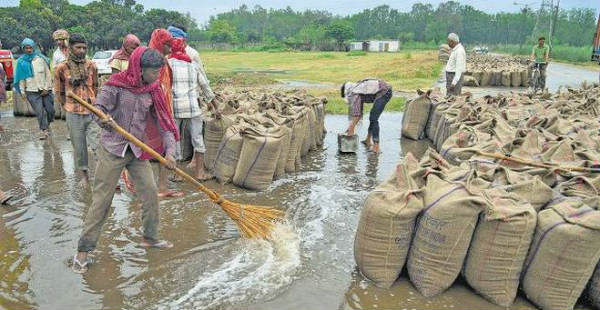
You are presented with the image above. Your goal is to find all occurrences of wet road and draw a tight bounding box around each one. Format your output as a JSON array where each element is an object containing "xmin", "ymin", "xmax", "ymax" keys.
[
  {"xmin": 0, "ymin": 110, "xmax": 590, "ymax": 310},
  {"xmin": 434, "ymin": 61, "xmax": 600, "ymax": 98}
]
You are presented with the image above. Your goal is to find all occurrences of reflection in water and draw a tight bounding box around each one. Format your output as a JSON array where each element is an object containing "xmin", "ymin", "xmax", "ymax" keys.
[
  {"xmin": 0, "ymin": 113, "xmax": 564, "ymax": 310},
  {"xmin": 0, "ymin": 215, "xmax": 35, "ymax": 310}
]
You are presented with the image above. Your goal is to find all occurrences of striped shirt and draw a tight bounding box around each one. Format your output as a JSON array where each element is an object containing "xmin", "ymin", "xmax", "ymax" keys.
[
  {"xmin": 94, "ymin": 85, "xmax": 176, "ymax": 159},
  {"xmin": 168, "ymin": 58, "xmax": 215, "ymax": 119},
  {"xmin": 348, "ymin": 79, "xmax": 391, "ymax": 117},
  {"xmin": 53, "ymin": 60, "xmax": 98, "ymax": 114}
]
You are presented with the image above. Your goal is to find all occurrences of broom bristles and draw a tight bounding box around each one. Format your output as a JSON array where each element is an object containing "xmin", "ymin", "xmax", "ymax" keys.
[{"xmin": 219, "ymin": 200, "xmax": 285, "ymax": 239}]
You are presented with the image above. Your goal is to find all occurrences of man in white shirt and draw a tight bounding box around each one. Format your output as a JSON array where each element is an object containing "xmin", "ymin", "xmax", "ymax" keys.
[
  {"xmin": 168, "ymin": 38, "xmax": 217, "ymax": 181},
  {"xmin": 445, "ymin": 33, "xmax": 466, "ymax": 96},
  {"xmin": 51, "ymin": 29, "xmax": 69, "ymax": 69}
]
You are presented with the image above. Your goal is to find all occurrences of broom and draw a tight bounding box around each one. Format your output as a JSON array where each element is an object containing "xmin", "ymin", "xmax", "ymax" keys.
[
  {"xmin": 474, "ymin": 150, "xmax": 600, "ymax": 174},
  {"xmin": 68, "ymin": 91, "xmax": 284, "ymax": 239}
]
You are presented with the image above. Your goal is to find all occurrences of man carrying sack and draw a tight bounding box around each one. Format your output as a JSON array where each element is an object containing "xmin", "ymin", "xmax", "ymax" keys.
[
  {"xmin": 445, "ymin": 33, "xmax": 466, "ymax": 96},
  {"xmin": 73, "ymin": 47, "xmax": 180, "ymax": 274}
]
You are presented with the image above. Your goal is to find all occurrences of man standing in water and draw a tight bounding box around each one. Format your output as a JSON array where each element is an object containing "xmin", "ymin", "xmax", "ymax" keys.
[
  {"xmin": 14, "ymin": 38, "xmax": 54, "ymax": 140},
  {"xmin": 342, "ymin": 78, "xmax": 392, "ymax": 154},
  {"xmin": 73, "ymin": 47, "xmax": 179, "ymax": 273},
  {"xmin": 445, "ymin": 33, "xmax": 466, "ymax": 97},
  {"xmin": 54, "ymin": 34, "xmax": 99, "ymax": 188}
]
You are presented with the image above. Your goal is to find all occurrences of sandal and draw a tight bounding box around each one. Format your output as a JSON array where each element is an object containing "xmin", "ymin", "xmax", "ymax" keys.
[
  {"xmin": 71, "ymin": 255, "xmax": 90, "ymax": 274},
  {"xmin": 157, "ymin": 189, "xmax": 185, "ymax": 198},
  {"xmin": 140, "ymin": 239, "xmax": 173, "ymax": 249}
]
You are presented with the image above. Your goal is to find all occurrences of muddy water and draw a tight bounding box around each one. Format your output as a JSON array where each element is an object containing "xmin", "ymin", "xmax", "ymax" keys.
[{"xmin": 0, "ymin": 110, "xmax": 588, "ymax": 310}]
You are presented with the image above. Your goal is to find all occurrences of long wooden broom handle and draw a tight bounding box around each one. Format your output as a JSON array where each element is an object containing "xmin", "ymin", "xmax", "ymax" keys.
[
  {"xmin": 67, "ymin": 91, "xmax": 223, "ymax": 203},
  {"xmin": 475, "ymin": 150, "xmax": 600, "ymax": 174}
]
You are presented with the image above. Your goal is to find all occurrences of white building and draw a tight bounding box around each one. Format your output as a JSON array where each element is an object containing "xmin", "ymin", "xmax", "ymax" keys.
[{"xmin": 349, "ymin": 40, "xmax": 400, "ymax": 52}]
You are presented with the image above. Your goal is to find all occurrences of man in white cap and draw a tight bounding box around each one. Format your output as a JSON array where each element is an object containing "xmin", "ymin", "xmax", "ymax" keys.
[{"xmin": 445, "ymin": 33, "xmax": 466, "ymax": 96}]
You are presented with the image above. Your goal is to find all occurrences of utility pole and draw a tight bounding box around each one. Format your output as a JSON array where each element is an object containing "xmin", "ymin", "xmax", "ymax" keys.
[
  {"xmin": 548, "ymin": 0, "xmax": 560, "ymax": 48},
  {"xmin": 531, "ymin": 0, "xmax": 548, "ymax": 43}
]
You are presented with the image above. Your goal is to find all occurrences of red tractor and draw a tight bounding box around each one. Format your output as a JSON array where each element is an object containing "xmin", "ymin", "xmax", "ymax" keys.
[{"xmin": 0, "ymin": 49, "xmax": 14, "ymax": 90}]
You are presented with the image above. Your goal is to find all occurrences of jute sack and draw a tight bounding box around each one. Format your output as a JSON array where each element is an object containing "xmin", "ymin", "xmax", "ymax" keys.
[
  {"xmin": 300, "ymin": 108, "xmax": 312, "ymax": 157},
  {"xmin": 307, "ymin": 106, "xmax": 318, "ymax": 151},
  {"xmin": 481, "ymin": 71, "xmax": 491, "ymax": 87},
  {"xmin": 521, "ymin": 70, "xmax": 530, "ymax": 87},
  {"xmin": 501, "ymin": 177, "xmax": 555, "ymax": 211},
  {"xmin": 402, "ymin": 90, "xmax": 432, "ymax": 140},
  {"xmin": 501, "ymin": 71, "xmax": 511, "ymax": 87},
  {"xmin": 214, "ymin": 125, "xmax": 245, "ymax": 184},
  {"xmin": 203, "ymin": 115, "xmax": 235, "ymax": 172},
  {"xmin": 285, "ymin": 113, "xmax": 306, "ymax": 173},
  {"xmin": 354, "ymin": 153, "xmax": 423, "ymax": 288},
  {"xmin": 425, "ymin": 102, "xmax": 443, "ymax": 141},
  {"xmin": 473, "ymin": 71, "xmax": 483, "ymax": 86},
  {"xmin": 407, "ymin": 165, "xmax": 486, "ymax": 297},
  {"xmin": 233, "ymin": 126, "xmax": 285, "ymax": 190},
  {"xmin": 463, "ymin": 188, "xmax": 537, "ymax": 307},
  {"xmin": 462, "ymin": 75, "xmax": 479, "ymax": 87},
  {"xmin": 491, "ymin": 71, "xmax": 502, "ymax": 86},
  {"xmin": 511, "ymin": 71, "xmax": 522, "ymax": 87},
  {"xmin": 522, "ymin": 201, "xmax": 600, "ymax": 310},
  {"xmin": 314, "ymin": 103, "xmax": 326, "ymax": 146},
  {"xmin": 274, "ymin": 124, "xmax": 292, "ymax": 178}
]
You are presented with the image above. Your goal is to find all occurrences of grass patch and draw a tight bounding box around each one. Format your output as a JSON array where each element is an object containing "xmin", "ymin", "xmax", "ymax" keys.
[
  {"xmin": 200, "ymin": 50, "xmax": 438, "ymax": 114},
  {"xmin": 346, "ymin": 50, "xmax": 367, "ymax": 57}
]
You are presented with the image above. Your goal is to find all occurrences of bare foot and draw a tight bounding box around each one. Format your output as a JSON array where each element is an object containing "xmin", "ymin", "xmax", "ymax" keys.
[
  {"xmin": 72, "ymin": 252, "xmax": 89, "ymax": 273},
  {"xmin": 369, "ymin": 144, "xmax": 380, "ymax": 154},
  {"xmin": 186, "ymin": 161, "xmax": 196, "ymax": 170},
  {"xmin": 158, "ymin": 189, "xmax": 185, "ymax": 198},
  {"xmin": 361, "ymin": 139, "xmax": 372, "ymax": 147}
]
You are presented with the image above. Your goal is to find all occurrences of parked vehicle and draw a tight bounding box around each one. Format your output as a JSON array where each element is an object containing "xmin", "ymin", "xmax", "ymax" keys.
[
  {"xmin": 91, "ymin": 50, "xmax": 117, "ymax": 75},
  {"xmin": 593, "ymin": 13, "xmax": 600, "ymax": 63},
  {"xmin": 472, "ymin": 46, "xmax": 489, "ymax": 54},
  {"xmin": 0, "ymin": 49, "xmax": 14, "ymax": 90}
]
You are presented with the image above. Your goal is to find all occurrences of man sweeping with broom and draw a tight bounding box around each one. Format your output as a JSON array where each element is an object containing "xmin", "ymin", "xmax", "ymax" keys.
[{"xmin": 72, "ymin": 47, "xmax": 179, "ymax": 273}]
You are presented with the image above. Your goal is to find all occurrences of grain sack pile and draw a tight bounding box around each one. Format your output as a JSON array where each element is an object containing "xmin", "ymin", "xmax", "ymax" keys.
[
  {"xmin": 206, "ymin": 88, "xmax": 327, "ymax": 190},
  {"xmin": 463, "ymin": 54, "xmax": 531, "ymax": 88},
  {"xmin": 355, "ymin": 83, "xmax": 600, "ymax": 310},
  {"xmin": 438, "ymin": 44, "xmax": 450, "ymax": 63}
]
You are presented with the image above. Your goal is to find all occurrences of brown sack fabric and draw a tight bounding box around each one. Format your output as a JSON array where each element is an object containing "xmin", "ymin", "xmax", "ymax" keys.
[
  {"xmin": 354, "ymin": 153, "xmax": 423, "ymax": 288},
  {"xmin": 402, "ymin": 90, "xmax": 432, "ymax": 140},
  {"xmin": 522, "ymin": 201, "xmax": 600, "ymax": 310}
]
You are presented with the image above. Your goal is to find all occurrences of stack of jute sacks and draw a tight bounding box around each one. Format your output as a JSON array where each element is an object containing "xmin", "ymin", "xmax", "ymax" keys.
[
  {"xmin": 463, "ymin": 54, "xmax": 531, "ymax": 88},
  {"xmin": 438, "ymin": 44, "xmax": 450, "ymax": 63},
  {"xmin": 362, "ymin": 83, "xmax": 600, "ymax": 310},
  {"xmin": 203, "ymin": 88, "xmax": 327, "ymax": 190}
]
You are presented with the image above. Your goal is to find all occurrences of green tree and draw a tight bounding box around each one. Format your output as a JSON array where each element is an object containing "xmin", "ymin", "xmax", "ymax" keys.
[
  {"xmin": 208, "ymin": 19, "xmax": 237, "ymax": 43},
  {"xmin": 325, "ymin": 20, "xmax": 353, "ymax": 50}
]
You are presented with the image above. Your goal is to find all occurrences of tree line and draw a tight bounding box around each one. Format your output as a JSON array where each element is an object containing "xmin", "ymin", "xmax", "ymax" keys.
[
  {"xmin": 0, "ymin": 0, "xmax": 196, "ymax": 53},
  {"xmin": 1, "ymin": 0, "xmax": 597, "ymax": 53},
  {"xmin": 200, "ymin": 2, "xmax": 597, "ymax": 50}
]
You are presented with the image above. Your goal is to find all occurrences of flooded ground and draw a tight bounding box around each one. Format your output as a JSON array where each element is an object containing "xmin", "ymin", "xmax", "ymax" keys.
[
  {"xmin": 2, "ymin": 60, "xmax": 599, "ymax": 310},
  {"xmin": 0, "ymin": 112, "xmax": 542, "ymax": 310}
]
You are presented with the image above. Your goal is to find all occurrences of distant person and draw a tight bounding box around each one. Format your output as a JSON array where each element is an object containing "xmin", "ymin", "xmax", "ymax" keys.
[
  {"xmin": 341, "ymin": 78, "xmax": 392, "ymax": 154},
  {"xmin": 14, "ymin": 38, "xmax": 54, "ymax": 140},
  {"xmin": 108, "ymin": 33, "xmax": 141, "ymax": 193},
  {"xmin": 168, "ymin": 25, "xmax": 204, "ymax": 70},
  {"xmin": 149, "ymin": 28, "xmax": 184, "ymax": 198},
  {"xmin": 168, "ymin": 38, "xmax": 217, "ymax": 181},
  {"xmin": 73, "ymin": 47, "xmax": 179, "ymax": 274},
  {"xmin": 445, "ymin": 33, "xmax": 466, "ymax": 96},
  {"xmin": 530, "ymin": 36, "xmax": 550, "ymax": 91},
  {"xmin": 109, "ymin": 34, "xmax": 141, "ymax": 73},
  {"xmin": 52, "ymin": 29, "xmax": 69, "ymax": 69},
  {"xmin": 54, "ymin": 33, "xmax": 99, "ymax": 188}
]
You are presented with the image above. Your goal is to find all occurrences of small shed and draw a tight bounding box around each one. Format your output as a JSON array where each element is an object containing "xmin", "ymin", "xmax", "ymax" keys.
[{"xmin": 348, "ymin": 40, "xmax": 399, "ymax": 52}]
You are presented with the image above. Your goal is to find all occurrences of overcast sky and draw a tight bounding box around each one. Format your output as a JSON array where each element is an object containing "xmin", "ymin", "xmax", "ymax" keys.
[{"xmin": 3, "ymin": 0, "xmax": 599, "ymax": 26}]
